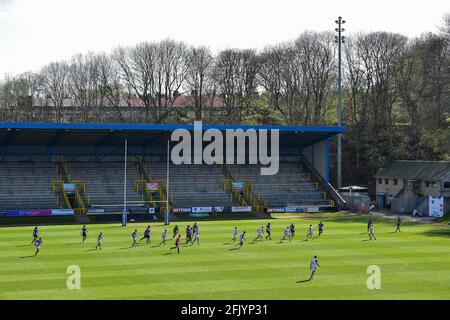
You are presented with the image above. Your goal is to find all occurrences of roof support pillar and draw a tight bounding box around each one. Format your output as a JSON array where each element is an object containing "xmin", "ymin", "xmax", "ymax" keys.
[
  {"xmin": 47, "ymin": 145, "xmax": 52, "ymax": 162},
  {"xmin": 95, "ymin": 146, "xmax": 100, "ymax": 163}
]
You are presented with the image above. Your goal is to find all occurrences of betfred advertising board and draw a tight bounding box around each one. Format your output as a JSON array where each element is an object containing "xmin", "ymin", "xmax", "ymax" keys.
[{"xmin": 172, "ymin": 207, "xmax": 192, "ymax": 214}]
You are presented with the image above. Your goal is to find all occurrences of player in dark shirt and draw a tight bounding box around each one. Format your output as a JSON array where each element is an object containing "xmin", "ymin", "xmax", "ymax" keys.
[
  {"xmin": 290, "ymin": 224, "xmax": 295, "ymax": 238},
  {"xmin": 368, "ymin": 225, "xmax": 376, "ymax": 240},
  {"xmin": 238, "ymin": 231, "xmax": 246, "ymax": 249},
  {"xmin": 140, "ymin": 225, "xmax": 151, "ymax": 245},
  {"xmin": 318, "ymin": 222, "xmax": 324, "ymax": 236},
  {"xmin": 367, "ymin": 219, "xmax": 373, "ymax": 232},
  {"xmin": 186, "ymin": 225, "xmax": 192, "ymax": 244},
  {"xmin": 265, "ymin": 223, "xmax": 272, "ymax": 240},
  {"xmin": 31, "ymin": 227, "xmax": 39, "ymax": 245},
  {"xmin": 395, "ymin": 217, "xmax": 402, "ymax": 232},
  {"xmin": 81, "ymin": 225, "xmax": 88, "ymax": 242},
  {"xmin": 173, "ymin": 225, "xmax": 179, "ymax": 238}
]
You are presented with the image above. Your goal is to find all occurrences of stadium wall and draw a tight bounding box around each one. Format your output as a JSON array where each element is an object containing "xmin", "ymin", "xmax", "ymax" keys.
[{"xmin": 302, "ymin": 139, "xmax": 328, "ymax": 186}]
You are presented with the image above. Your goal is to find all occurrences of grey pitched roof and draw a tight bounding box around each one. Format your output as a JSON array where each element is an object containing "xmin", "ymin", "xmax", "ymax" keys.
[{"xmin": 376, "ymin": 160, "xmax": 450, "ymax": 180}]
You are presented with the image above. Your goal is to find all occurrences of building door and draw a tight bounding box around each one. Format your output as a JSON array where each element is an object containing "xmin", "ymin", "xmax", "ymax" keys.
[{"xmin": 377, "ymin": 194, "xmax": 386, "ymax": 208}]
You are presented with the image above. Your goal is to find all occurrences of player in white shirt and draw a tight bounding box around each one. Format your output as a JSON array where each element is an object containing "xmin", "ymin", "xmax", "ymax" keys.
[
  {"xmin": 280, "ymin": 226, "xmax": 291, "ymax": 242},
  {"xmin": 95, "ymin": 232, "xmax": 103, "ymax": 250},
  {"xmin": 253, "ymin": 226, "xmax": 264, "ymax": 242},
  {"xmin": 306, "ymin": 224, "xmax": 314, "ymax": 240},
  {"xmin": 193, "ymin": 229, "xmax": 200, "ymax": 245},
  {"xmin": 232, "ymin": 227, "xmax": 238, "ymax": 243},
  {"xmin": 368, "ymin": 225, "xmax": 377, "ymax": 240},
  {"xmin": 34, "ymin": 237, "xmax": 42, "ymax": 256},
  {"xmin": 309, "ymin": 255, "xmax": 320, "ymax": 280},
  {"xmin": 131, "ymin": 229, "xmax": 138, "ymax": 247},
  {"xmin": 159, "ymin": 229, "xmax": 168, "ymax": 246}
]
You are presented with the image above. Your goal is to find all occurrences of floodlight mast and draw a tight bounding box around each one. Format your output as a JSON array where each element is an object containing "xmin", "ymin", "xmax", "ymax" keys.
[
  {"xmin": 335, "ymin": 16, "xmax": 345, "ymax": 189},
  {"xmin": 122, "ymin": 139, "xmax": 128, "ymax": 226},
  {"xmin": 165, "ymin": 139, "xmax": 170, "ymax": 225}
]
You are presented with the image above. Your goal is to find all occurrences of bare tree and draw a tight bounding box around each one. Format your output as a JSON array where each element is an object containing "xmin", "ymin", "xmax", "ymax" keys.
[
  {"xmin": 213, "ymin": 48, "xmax": 260, "ymax": 123},
  {"xmin": 114, "ymin": 39, "xmax": 188, "ymax": 123},
  {"xmin": 239, "ymin": 49, "xmax": 261, "ymax": 120},
  {"xmin": 396, "ymin": 36, "xmax": 442, "ymax": 130},
  {"xmin": 114, "ymin": 40, "xmax": 187, "ymax": 123},
  {"xmin": 439, "ymin": 13, "xmax": 450, "ymax": 40},
  {"xmin": 342, "ymin": 32, "xmax": 407, "ymax": 182},
  {"xmin": 342, "ymin": 36, "xmax": 374, "ymax": 175},
  {"xmin": 18, "ymin": 72, "xmax": 44, "ymax": 121},
  {"xmin": 259, "ymin": 32, "xmax": 336, "ymax": 125},
  {"xmin": 41, "ymin": 61, "xmax": 70, "ymax": 122},
  {"xmin": 357, "ymin": 32, "xmax": 407, "ymax": 130},
  {"xmin": 343, "ymin": 36, "xmax": 369, "ymax": 125},
  {"xmin": 68, "ymin": 52, "xmax": 103, "ymax": 122},
  {"xmin": 279, "ymin": 43, "xmax": 303, "ymax": 124},
  {"xmin": 0, "ymin": 74, "xmax": 19, "ymax": 121},
  {"xmin": 294, "ymin": 32, "xmax": 336, "ymax": 124},
  {"xmin": 0, "ymin": 72, "xmax": 45, "ymax": 121},
  {"xmin": 96, "ymin": 53, "xmax": 125, "ymax": 121},
  {"xmin": 185, "ymin": 46, "xmax": 214, "ymax": 120},
  {"xmin": 154, "ymin": 39, "xmax": 189, "ymax": 121},
  {"xmin": 418, "ymin": 33, "xmax": 450, "ymax": 128},
  {"xmin": 259, "ymin": 44, "xmax": 287, "ymax": 117}
]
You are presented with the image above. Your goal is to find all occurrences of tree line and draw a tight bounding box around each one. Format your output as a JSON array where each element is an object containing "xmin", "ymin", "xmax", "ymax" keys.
[{"xmin": 0, "ymin": 15, "xmax": 449, "ymax": 188}]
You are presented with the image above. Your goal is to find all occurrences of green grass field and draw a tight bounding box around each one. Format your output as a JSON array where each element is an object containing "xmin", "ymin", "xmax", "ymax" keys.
[{"xmin": 0, "ymin": 214, "xmax": 449, "ymax": 300}]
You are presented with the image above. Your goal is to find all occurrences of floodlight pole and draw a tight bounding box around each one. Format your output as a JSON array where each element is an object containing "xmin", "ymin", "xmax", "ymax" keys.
[
  {"xmin": 165, "ymin": 140, "xmax": 170, "ymax": 225},
  {"xmin": 122, "ymin": 139, "xmax": 128, "ymax": 226},
  {"xmin": 335, "ymin": 16, "xmax": 345, "ymax": 189}
]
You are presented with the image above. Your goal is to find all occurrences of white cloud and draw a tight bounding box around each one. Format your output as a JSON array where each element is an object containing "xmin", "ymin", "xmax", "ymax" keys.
[{"xmin": 0, "ymin": 0, "xmax": 13, "ymax": 11}]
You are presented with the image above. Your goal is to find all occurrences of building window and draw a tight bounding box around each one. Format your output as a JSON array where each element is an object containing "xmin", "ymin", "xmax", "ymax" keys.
[
  {"xmin": 378, "ymin": 178, "xmax": 382, "ymax": 184},
  {"xmin": 425, "ymin": 181, "xmax": 430, "ymax": 188},
  {"xmin": 384, "ymin": 178, "xmax": 389, "ymax": 185},
  {"xmin": 393, "ymin": 179, "xmax": 398, "ymax": 185},
  {"xmin": 444, "ymin": 182, "xmax": 450, "ymax": 189}
]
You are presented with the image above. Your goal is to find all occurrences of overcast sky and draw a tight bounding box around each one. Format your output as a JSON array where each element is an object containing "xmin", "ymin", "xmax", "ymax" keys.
[{"xmin": 0, "ymin": 0, "xmax": 448, "ymax": 75}]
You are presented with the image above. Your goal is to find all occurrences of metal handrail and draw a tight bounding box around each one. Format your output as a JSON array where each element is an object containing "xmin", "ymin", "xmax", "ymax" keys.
[{"xmin": 301, "ymin": 156, "xmax": 346, "ymax": 207}]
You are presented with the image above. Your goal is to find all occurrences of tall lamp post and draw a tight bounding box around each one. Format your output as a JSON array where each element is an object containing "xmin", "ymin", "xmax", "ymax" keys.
[
  {"xmin": 165, "ymin": 140, "xmax": 170, "ymax": 225},
  {"xmin": 335, "ymin": 16, "xmax": 345, "ymax": 189},
  {"xmin": 122, "ymin": 139, "xmax": 128, "ymax": 226}
]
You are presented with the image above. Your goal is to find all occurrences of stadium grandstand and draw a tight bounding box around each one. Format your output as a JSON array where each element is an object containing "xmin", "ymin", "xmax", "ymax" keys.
[{"xmin": 0, "ymin": 122, "xmax": 345, "ymax": 222}]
